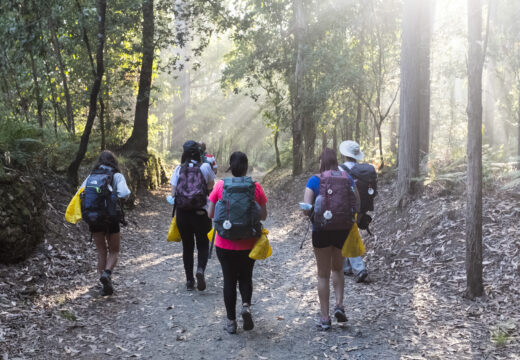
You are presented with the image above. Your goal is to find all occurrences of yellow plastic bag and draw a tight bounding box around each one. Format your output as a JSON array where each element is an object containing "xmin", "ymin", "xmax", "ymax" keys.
[
  {"xmin": 342, "ymin": 223, "xmax": 365, "ymax": 258},
  {"xmin": 65, "ymin": 187, "xmax": 84, "ymax": 224},
  {"xmin": 249, "ymin": 229, "xmax": 272, "ymax": 260},
  {"xmin": 207, "ymin": 227, "xmax": 216, "ymax": 242},
  {"xmin": 167, "ymin": 216, "xmax": 181, "ymax": 242}
]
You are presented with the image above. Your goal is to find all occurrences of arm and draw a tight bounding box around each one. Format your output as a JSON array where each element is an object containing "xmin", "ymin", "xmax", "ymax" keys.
[
  {"xmin": 303, "ymin": 187, "xmax": 315, "ymax": 216},
  {"xmin": 208, "ymin": 200, "xmax": 216, "ymax": 218},
  {"xmin": 260, "ymin": 203, "xmax": 267, "ymax": 220},
  {"xmin": 206, "ymin": 179, "xmax": 215, "ymax": 191}
]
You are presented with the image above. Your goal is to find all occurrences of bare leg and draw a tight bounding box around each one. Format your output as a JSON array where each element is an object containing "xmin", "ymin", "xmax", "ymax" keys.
[
  {"xmin": 331, "ymin": 247, "xmax": 345, "ymax": 307},
  {"xmin": 106, "ymin": 233, "xmax": 121, "ymax": 271},
  {"xmin": 314, "ymin": 246, "xmax": 333, "ymax": 320},
  {"xmin": 93, "ymin": 232, "xmax": 108, "ymax": 275}
]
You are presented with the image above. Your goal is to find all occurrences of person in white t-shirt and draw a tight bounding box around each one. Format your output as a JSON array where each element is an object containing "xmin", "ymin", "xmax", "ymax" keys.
[
  {"xmin": 338, "ymin": 140, "xmax": 368, "ymax": 283},
  {"xmin": 170, "ymin": 141, "xmax": 216, "ymax": 291}
]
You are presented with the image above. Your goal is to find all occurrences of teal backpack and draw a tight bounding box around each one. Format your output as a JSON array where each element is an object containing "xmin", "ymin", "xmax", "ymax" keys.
[{"xmin": 214, "ymin": 177, "xmax": 262, "ymax": 240}]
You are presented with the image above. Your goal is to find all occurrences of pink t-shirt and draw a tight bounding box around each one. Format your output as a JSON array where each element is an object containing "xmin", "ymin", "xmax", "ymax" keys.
[{"xmin": 209, "ymin": 179, "xmax": 268, "ymax": 250}]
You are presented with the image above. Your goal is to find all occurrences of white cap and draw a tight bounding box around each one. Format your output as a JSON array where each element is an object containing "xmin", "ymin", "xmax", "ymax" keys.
[{"xmin": 339, "ymin": 140, "xmax": 364, "ymax": 161}]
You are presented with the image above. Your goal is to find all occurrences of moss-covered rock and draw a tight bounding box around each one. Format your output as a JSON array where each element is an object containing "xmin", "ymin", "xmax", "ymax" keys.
[
  {"xmin": 119, "ymin": 151, "xmax": 168, "ymax": 206},
  {"xmin": 0, "ymin": 170, "xmax": 46, "ymax": 264}
]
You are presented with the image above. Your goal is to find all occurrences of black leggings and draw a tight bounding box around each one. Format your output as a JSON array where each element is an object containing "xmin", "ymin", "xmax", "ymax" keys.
[
  {"xmin": 176, "ymin": 209, "xmax": 212, "ymax": 281},
  {"xmin": 216, "ymin": 247, "xmax": 255, "ymax": 320}
]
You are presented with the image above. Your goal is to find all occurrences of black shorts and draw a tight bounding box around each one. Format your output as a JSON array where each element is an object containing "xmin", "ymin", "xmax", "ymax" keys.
[
  {"xmin": 89, "ymin": 221, "xmax": 120, "ymax": 234},
  {"xmin": 312, "ymin": 229, "xmax": 350, "ymax": 249}
]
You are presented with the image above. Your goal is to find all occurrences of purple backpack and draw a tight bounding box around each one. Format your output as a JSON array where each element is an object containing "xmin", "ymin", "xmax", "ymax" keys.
[
  {"xmin": 313, "ymin": 170, "xmax": 356, "ymax": 231},
  {"xmin": 175, "ymin": 163, "xmax": 208, "ymax": 210}
]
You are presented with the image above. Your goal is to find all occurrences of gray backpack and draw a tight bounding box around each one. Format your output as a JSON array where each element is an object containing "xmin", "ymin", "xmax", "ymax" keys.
[{"xmin": 214, "ymin": 177, "xmax": 262, "ymax": 240}]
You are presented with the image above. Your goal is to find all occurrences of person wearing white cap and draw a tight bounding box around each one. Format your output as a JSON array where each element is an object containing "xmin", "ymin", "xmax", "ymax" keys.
[{"xmin": 338, "ymin": 140, "xmax": 368, "ymax": 283}]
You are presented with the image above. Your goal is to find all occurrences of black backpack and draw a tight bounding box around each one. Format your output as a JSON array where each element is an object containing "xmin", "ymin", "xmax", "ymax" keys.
[
  {"xmin": 340, "ymin": 163, "xmax": 377, "ymax": 213},
  {"xmin": 214, "ymin": 177, "xmax": 262, "ymax": 240},
  {"xmin": 80, "ymin": 167, "xmax": 123, "ymax": 226}
]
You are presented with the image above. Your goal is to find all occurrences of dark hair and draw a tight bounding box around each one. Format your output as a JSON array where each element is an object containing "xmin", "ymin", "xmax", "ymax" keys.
[
  {"xmin": 319, "ymin": 148, "xmax": 338, "ymax": 173},
  {"xmin": 181, "ymin": 140, "xmax": 202, "ymax": 164},
  {"xmin": 93, "ymin": 150, "xmax": 120, "ymax": 173},
  {"xmin": 227, "ymin": 151, "xmax": 248, "ymax": 177}
]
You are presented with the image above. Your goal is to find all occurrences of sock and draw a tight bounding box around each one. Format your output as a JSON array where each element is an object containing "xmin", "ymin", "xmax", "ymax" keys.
[{"xmin": 104, "ymin": 269, "xmax": 112, "ymax": 276}]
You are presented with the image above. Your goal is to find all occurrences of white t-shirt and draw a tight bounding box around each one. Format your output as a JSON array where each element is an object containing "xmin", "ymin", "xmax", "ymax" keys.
[
  {"xmin": 169, "ymin": 161, "xmax": 216, "ymax": 188},
  {"xmin": 340, "ymin": 161, "xmax": 356, "ymax": 170},
  {"xmin": 79, "ymin": 165, "xmax": 131, "ymax": 199}
]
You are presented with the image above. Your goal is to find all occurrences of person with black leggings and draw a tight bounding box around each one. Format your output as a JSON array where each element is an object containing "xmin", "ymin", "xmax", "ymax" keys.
[
  {"xmin": 208, "ymin": 152, "xmax": 268, "ymax": 334},
  {"xmin": 170, "ymin": 140, "xmax": 215, "ymax": 291}
]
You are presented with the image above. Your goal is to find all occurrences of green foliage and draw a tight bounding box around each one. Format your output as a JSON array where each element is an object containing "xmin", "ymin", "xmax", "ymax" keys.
[{"xmin": 0, "ymin": 121, "xmax": 78, "ymax": 172}]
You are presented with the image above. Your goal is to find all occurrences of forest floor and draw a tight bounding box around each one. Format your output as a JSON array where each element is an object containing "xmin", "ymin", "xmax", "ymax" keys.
[{"xmin": 1, "ymin": 169, "xmax": 520, "ymax": 359}]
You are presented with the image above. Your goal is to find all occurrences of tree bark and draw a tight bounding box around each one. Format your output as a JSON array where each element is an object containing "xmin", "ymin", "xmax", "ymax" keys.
[
  {"xmin": 355, "ymin": 99, "xmax": 362, "ymax": 143},
  {"xmin": 518, "ymin": 82, "xmax": 520, "ymax": 159},
  {"xmin": 122, "ymin": 0, "xmax": 155, "ymax": 155},
  {"xmin": 397, "ymin": 0, "xmax": 422, "ymax": 206},
  {"xmin": 465, "ymin": 0, "xmax": 484, "ymax": 299},
  {"xmin": 390, "ymin": 114, "xmax": 397, "ymax": 157},
  {"xmin": 67, "ymin": 0, "xmax": 106, "ymax": 186},
  {"xmin": 291, "ymin": 0, "xmax": 305, "ymax": 175},
  {"xmin": 418, "ymin": 0, "xmax": 432, "ymax": 160},
  {"xmin": 49, "ymin": 18, "xmax": 75, "ymax": 134}
]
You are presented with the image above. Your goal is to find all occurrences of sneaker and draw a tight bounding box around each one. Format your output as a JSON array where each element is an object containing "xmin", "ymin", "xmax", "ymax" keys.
[
  {"xmin": 186, "ymin": 279, "xmax": 195, "ymax": 291},
  {"xmin": 196, "ymin": 269, "xmax": 206, "ymax": 291},
  {"xmin": 344, "ymin": 268, "xmax": 353, "ymax": 276},
  {"xmin": 241, "ymin": 305, "xmax": 254, "ymax": 331},
  {"xmin": 354, "ymin": 270, "xmax": 368, "ymax": 283},
  {"xmin": 317, "ymin": 317, "xmax": 331, "ymax": 331},
  {"xmin": 224, "ymin": 320, "xmax": 237, "ymax": 334},
  {"xmin": 99, "ymin": 270, "xmax": 113, "ymax": 296},
  {"xmin": 334, "ymin": 305, "xmax": 348, "ymax": 323}
]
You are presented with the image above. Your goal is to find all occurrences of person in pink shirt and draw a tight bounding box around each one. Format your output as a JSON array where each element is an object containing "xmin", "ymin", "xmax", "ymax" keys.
[{"xmin": 208, "ymin": 151, "xmax": 268, "ymax": 334}]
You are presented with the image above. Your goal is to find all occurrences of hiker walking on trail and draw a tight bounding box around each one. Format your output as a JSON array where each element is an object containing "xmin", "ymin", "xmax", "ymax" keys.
[
  {"xmin": 79, "ymin": 150, "xmax": 130, "ymax": 296},
  {"xmin": 200, "ymin": 142, "xmax": 218, "ymax": 175},
  {"xmin": 338, "ymin": 140, "xmax": 377, "ymax": 283},
  {"xmin": 208, "ymin": 151, "xmax": 268, "ymax": 334},
  {"xmin": 301, "ymin": 148, "xmax": 359, "ymax": 330},
  {"xmin": 170, "ymin": 140, "xmax": 216, "ymax": 291}
]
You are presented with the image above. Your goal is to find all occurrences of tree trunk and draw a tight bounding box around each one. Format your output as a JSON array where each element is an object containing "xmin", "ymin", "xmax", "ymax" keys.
[
  {"xmin": 518, "ymin": 82, "xmax": 520, "ymax": 159},
  {"xmin": 355, "ymin": 99, "xmax": 362, "ymax": 143},
  {"xmin": 292, "ymin": 0, "xmax": 305, "ymax": 175},
  {"xmin": 418, "ymin": 0, "xmax": 432, "ymax": 160},
  {"xmin": 397, "ymin": 0, "xmax": 422, "ymax": 207},
  {"xmin": 322, "ymin": 130, "xmax": 327, "ymax": 150},
  {"xmin": 67, "ymin": 0, "xmax": 106, "ymax": 186},
  {"xmin": 304, "ymin": 113, "xmax": 316, "ymax": 167},
  {"xmin": 122, "ymin": 0, "xmax": 154, "ymax": 155},
  {"xmin": 390, "ymin": 114, "xmax": 397, "ymax": 157},
  {"xmin": 376, "ymin": 124, "xmax": 384, "ymax": 169},
  {"xmin": 465, "ymin": 0, "xmax": 484, "ymax": 299},
  {"xmin": 49, "ymin": 18, "xmax": 75, "ymax": 134},
  {"xmin": 29, "ymin": 52, "xmax": 44, "ymax": 128},
  {"xmin": 100, "ymin": 96, "xmax": 106, "ymax": 150}
]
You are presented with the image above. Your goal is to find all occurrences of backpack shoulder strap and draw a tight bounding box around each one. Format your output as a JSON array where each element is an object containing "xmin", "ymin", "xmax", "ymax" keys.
[{"xmin": 339, "ymin": 164, "xmax": 351, "ymax": 174}]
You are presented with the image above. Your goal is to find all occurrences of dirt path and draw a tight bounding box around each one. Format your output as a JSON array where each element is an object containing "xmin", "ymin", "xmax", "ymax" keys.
[{"xmin": 3, "ymin": 177, "xmax": 517, "ymax": 359}]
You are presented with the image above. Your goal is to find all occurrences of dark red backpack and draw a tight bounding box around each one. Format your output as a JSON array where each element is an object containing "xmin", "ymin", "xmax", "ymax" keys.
[
  {"xmin": 313, "ymin": 170, "xmax": 356, "ymax": 231},
  {"xmin": 175, "ymin": 163, "xmax": 208, "ymax": 210}
]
